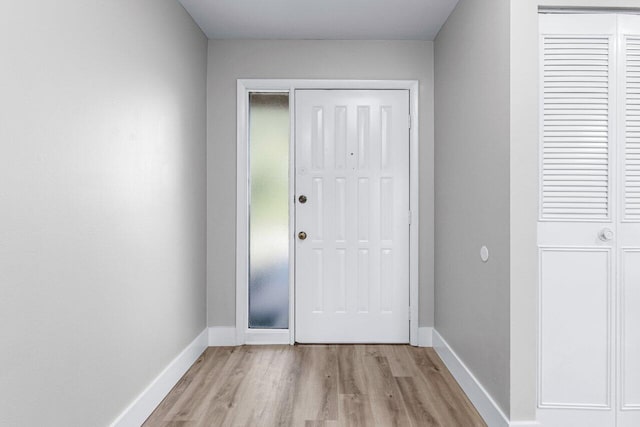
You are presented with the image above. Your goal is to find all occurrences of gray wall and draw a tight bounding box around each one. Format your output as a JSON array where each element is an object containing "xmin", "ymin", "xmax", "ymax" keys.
[
  {"xmin": 207, "ymin": 40, "xmax": 435, "ymax": 327},
  {"xmin": 434, "ymin": 0, "xmax": 511, "ymax": 416},
  {"xmin": 0, "ymin": 1, "xmax": 207, "ymax": 426}
]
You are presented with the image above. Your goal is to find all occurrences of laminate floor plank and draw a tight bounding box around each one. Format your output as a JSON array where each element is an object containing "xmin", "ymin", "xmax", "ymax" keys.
[
  {"xmin": 144, "ymin": 347, "xmax": 224, "ymax": 425},
  {"xmin": 164, "ymin": 347, "xmax": 234, "ymax": 422},
  {"xmin": 395, "ymin": 376, "xmax": 442, "ymax": 427},
  {"xmin": 408, "ymin": 347, "xmax": 485, "ymax": 427},
  {"xmin": 338, "ymin": 394, "xmax": 375, "ymax": 427},
  {"xmin": 336, "ymin": 345, "xmax": 366, "ymax": 395},
  {"xmin": 143, "ymin": 345, "xmax": 487, "ymax": 427},
  {"xmin": 380, "ymin": 345, "xmax": 421, "ymax": 378},
  {"xmin": 156, "ymin": 422, "xmax": 197, "ymax": 427},
  {"xmin": 289, "ymin": 346, "xmax": 339, "ymax": 424},
  {"xmin": 222, "ymin": 345, "xmax": 283, "ymax": 426},
  {"xmin": 305, "ymin": 421, "xmax": 339, "ymax": 427},
  {"xmin": 192, "ymin": 346, "xmax": 256, "ymax": 427},
  {"xmin": 271, "ymin": 345, "xmax": 304, "ymax": 426},
  {"xmin": 361, "ymin": 352, "xmax": 411, "ymax": 427}
]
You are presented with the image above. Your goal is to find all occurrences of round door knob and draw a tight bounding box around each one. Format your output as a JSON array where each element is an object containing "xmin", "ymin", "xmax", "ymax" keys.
[
  {"xmin": 599, "ymin": 228, "xmax": 614, "ymax": 242},
  {"xmin": 298, "ymin": 195, "xmax": 307, "ymax": 204},
  {"xmin": 298, "ymin": 231, "xmax": 307, "ymax": 240}
]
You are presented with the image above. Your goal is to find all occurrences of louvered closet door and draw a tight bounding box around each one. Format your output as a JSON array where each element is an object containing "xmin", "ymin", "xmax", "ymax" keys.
[
  {"xmin": 618, "ymin": 14, "xmax": 640, "ymax": 427},
  {"xmin": 538, "ymin": 14, "xmax": 617, "ymax": 427}
]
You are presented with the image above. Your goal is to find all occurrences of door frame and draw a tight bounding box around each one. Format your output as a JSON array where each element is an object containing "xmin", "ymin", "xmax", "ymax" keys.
[{"xmin": 235, "ymin": 79, "xmax": 420, "ymax": 345}]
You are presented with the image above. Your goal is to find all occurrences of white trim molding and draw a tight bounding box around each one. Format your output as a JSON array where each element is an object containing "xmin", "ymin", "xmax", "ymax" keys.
[
  {"xmin": 245, "ymin": 329, "xmax": 290, "ymax": 345},
  {"xmin": 433, "ymin": 330, "xmax": 511, "ymax": 427},
  {"xmin": 110, "ymin": 329, "xmax": 208, "ymax": 427},
  {"xmin": 208, "ymin": 327, "xmax": 237, "ymax": 346},
  {"xmin": 236, "ymin": 79, "xmax": 420, "ymax": 346},
  {"xmin": 418, "ymin": 327, "xmax": 433, "ymax": 347}
]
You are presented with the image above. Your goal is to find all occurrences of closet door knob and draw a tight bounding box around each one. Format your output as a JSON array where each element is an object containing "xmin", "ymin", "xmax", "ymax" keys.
[
  {"xmin": 298, "ymin": 231, "xmax": 307, "ymax": 240},
  {"xmin": 598, "ymin": 228, "xmax": 614, "ymax": 242}
]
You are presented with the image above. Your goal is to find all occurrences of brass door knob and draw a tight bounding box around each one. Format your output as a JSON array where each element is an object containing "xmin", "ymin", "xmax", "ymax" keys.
[
  {"xmin": 298, "ymin": 231, "xmax": 307, "ymax": 240},
  {"xmin": 298, "ymin": 195, "xmax": 307, "ymax": 204}
]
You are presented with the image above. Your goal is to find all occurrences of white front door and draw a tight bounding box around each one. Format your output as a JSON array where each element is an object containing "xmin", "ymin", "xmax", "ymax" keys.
[
  {"xmin": 294, "ymin": 89, "xmax": 410, "ymax": 343},
  {"xmin": 538, "ymin": 13, "xmax": 640, "ymax": 427}
]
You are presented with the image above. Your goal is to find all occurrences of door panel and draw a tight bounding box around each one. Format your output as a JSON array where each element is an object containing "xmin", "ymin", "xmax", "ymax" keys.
[
  {"xmin": 538, "ymin": 14, "xmax": 617, "ymax": 427},
  {"xmin": 539, "ymin": 248, "xmax": 612, "ymax": 408},
  {"xmin": 618, "ymin": 14, "xmax": 640, "ymax": 427},
  {"xmin": 295, "ymin": 90, "xmax": 409, "ymax": 343},
  {"xmin": 621, "ymin": 250, "xmax": 640, "ymax": 408}
]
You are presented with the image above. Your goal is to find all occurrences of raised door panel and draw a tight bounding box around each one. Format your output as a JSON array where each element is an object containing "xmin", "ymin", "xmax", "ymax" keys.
[
  {"xmin": 621, "ymin": 250, "xmax": 640, "ymax": 409},
  {"xmin": 539, "ymin": 248, "xmax": 612, "ymax": 409}
]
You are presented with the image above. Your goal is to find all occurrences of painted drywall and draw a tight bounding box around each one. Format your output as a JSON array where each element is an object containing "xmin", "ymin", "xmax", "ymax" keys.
[
  {"xmin": 207, "ymin": 40, "xmax": 435, "ymax": 328},
  {"xmin": 509, "ymin": 0, "xmax": 640, "ymax": 421},
  {"xmin": 0, "ymin": 2, "xmax": 207, "ymax": 426},
  {"xmin": 434, "ymin": 0, "xmax": 511, "ymax": 417}
]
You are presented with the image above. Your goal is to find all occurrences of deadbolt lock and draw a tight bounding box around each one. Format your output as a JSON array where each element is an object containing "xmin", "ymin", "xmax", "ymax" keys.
[
  {"xmin": 298, "ymin": 231, "xmax": 307, "ymax": 240},
  {"xmin": 298, "ymin": 195, "xmax": 307, "ymax": 204}
]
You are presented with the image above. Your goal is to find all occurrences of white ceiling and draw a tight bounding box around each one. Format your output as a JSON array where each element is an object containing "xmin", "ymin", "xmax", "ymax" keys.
[{"xmin": 178, "ymin": 0, "xmax": 459, "ymax": 41}]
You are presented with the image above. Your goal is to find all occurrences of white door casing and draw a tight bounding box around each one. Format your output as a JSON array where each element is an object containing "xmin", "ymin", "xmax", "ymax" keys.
[
  {"xmin": 295, "ymin": 90, "xmax": 410, "ymax": 343},
  {"xmin": 538, "ymin": 12, "xmax": 640, "ymax": 427}
]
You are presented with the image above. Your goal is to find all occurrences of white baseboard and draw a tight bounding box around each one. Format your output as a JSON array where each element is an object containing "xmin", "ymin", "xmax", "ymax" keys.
[
  {"xmin": 209, "ymin": 326, "xmax": 291, "ymax": 345},
  {"xmin": 110, "ymin": 328, "xmax": 208, "ymax": 427},
  {"xmin": 433, "ymin": 329, "xmax": 510, "ymax": 427},
  {"xmin": 432, "ymin": 330, "xmax": 540, "ymax": 427},
  {"xmin": 208, "ymin": 327, "xmax": 237, "ymax": 346},
  {"xmin": 245, "ymin": 329, "xmax": 290, "ymax": 345},
  {"xmin": 417, "ymin": 326, "xmax": 433, "ymax": 347}
]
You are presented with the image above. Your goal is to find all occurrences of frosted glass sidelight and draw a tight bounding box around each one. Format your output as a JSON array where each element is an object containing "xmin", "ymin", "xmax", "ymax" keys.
[{"xmin": 248, "ymin": 93, "xmax": 290, "ymax": 329}]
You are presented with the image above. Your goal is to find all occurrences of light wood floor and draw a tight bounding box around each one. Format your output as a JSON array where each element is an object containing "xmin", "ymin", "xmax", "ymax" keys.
[{"xmin": 143, "ymin": 345, "xmax": 486, "ymax": 427}]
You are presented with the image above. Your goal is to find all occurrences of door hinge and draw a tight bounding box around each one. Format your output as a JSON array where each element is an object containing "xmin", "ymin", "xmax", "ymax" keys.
[
  {"xmin": 408, "ymin": 210, "xmax": 412, "ymax": 225},
  {"xmin": 408, "ymin": 114, "xmax": 412, "ymax": 129}
]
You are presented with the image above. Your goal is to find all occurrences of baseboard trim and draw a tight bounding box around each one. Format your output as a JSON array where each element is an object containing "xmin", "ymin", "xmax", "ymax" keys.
[
  {"xmin": 210, "ymin": 325, "xmax": 432, "ymax": 346},
  {"xmin": 433, "ymin": 329, "xmax": 510, "ymax": 427},
  {"xmin": 208, "ymin": 327, "xmax": 237, "ymax": 346},
  {"xmin": 245, "ymin": 329, "xmax": 290, "ymax": 345},
  {"xmin": 109, "ymin": 328, "xmax": 208, "ymax": 427},
  {"xmin": 417, "ymin": 326, "xmax": 433, "ymax": 347}
]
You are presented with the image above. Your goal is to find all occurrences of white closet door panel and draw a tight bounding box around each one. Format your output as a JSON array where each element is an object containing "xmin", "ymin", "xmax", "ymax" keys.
[
  {"xmin": 618, "ymin": 14, "xmax": 640, "ymax": 427},
  {"xmin": 620, "ymin": 249, "xmax": 640, "ymax": 408},
  {"xmin": 538, "ymin": 13, "xmax": 617, "ymax": 427},
  {"xmin": 539, "ymin": 248, "xmax": 612, "ymax": 408}
]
